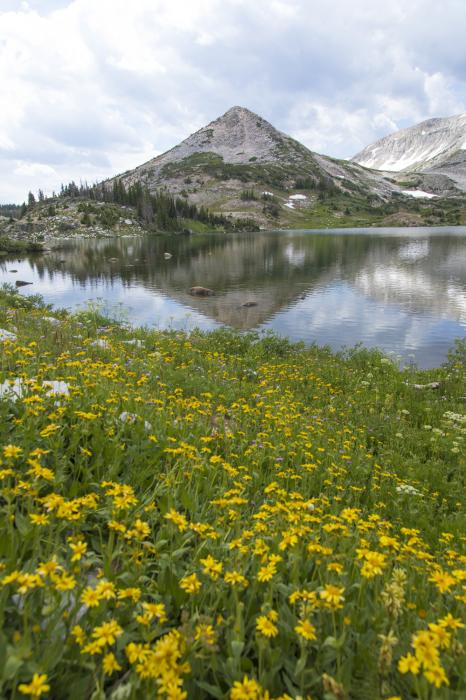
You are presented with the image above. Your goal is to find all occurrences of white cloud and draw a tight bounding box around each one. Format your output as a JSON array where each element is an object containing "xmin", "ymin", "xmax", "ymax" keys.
[
  {"xmin": 0, "ymin": 0, "xmax": 465, "ymax": 202},
  {"xmin": 14, "ymin": 162, "xmax": 57, "ymax": 177}
]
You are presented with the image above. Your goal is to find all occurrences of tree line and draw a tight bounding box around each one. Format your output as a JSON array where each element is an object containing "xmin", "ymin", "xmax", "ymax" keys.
[{"xmin": 22, "ymin": 180, "xmax": 260, "ymax": 231}]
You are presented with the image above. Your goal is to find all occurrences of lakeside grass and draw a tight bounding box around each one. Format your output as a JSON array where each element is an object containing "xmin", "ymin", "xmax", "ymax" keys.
[
  {"xmin": 0, "ymin": 285, "xmax": 465, "ymax": 699},
  {"xmin": 0, "ymin": 237, "xmax": 44, "ymax": 255}
]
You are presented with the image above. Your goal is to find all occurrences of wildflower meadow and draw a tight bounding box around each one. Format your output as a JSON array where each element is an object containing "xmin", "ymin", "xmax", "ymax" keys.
[{"xmin": 0, "ymin": 285, "xmax": 464, "ymax": 699}]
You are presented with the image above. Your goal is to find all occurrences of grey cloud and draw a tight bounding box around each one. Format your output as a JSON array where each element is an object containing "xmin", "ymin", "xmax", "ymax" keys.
[{"xmin": 1, "ymin": 0, "xmax": 465, "ymax": 202}]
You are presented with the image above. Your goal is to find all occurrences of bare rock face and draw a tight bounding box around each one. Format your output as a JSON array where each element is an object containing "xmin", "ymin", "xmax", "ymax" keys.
[
  {"xmin": 113, "ymin": 106, "xmax": 400, "ymax": 204},
  {"xmin": 352, "ymin": 113, "xmax": 466, "ymax": 190},
  {"xmin": 168, "ymin": 106, "xmax": 288, "ymax": 165},
  {"xmin": 120, "ymin": 106, "xmax": 307, "ymax": 187}
]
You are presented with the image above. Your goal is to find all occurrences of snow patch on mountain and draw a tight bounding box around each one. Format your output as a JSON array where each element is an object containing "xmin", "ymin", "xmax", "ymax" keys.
[
  {"xmin": 402, "ymin": 190, "xmax": 437, "ymax": 199},
  {"xmin": 352, "ymin": 113, "xmax": 466, "ymax": 174}
]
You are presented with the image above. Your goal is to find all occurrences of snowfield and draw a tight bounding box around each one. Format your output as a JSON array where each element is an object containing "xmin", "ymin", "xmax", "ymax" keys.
[
  {"xmin": 402, "ymin": 190, "xmax": 437, "ymax": 199},
  {"xmin": 352, "ymin": 113, "xmax": 466, "ymax": 174}
]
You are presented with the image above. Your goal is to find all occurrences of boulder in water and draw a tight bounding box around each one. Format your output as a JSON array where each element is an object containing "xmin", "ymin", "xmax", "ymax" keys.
[{"xmin": 190, "ymin": 286, "xmax": 214, "ymax": 296}]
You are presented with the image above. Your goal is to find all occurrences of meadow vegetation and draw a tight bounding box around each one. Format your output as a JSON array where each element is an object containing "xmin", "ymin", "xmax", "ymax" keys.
[{"xmin": 0, "ymin": 285, "xmax": 464, "ymax": 699}]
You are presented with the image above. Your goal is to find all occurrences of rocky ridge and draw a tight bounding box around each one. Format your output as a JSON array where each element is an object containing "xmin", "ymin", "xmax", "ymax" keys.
[
  {"xmin": 352, "ymin": 113, "xmax": 466, "ymax": 191},
  {"xmin": 112, "ymin": 106, "xmax": 400, "ymax": 225}
]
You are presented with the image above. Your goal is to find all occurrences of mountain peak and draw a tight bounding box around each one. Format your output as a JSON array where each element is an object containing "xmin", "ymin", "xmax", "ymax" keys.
[
  {"xmin": 352, "ymin": 112, "xmax": 466, "ymax": 176},
  {"xmin": 130, "ymin": 105, "xmax": 292, "ymax": 173},
  {"xmin": 205, "ymin": 105, "xmax": 276, "ymax": 142},
  {"xmin": 219, "ymin": 105, "xmax": 263, "ymax": 120},
  {"xmin": 223, "ymin": 105, "xmax": 252, "ymax": 114}
]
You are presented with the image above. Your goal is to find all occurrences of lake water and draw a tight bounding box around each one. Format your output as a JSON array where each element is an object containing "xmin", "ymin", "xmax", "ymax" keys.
[{"xmin": 1, "ymin": 227, "xmax": 466, "ymax": 368}]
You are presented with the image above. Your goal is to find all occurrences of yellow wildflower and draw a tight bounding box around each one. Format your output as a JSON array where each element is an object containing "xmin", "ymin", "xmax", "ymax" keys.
[
  {"xmin": 256, "ymin": 614, "xmax": 278, "ymax": 638},
  {"xmin": 224, "ymin": 571, "xmax": 248, "ymax": 587},
  {"xmin": 180, "ymin": 573, "xmax": 201, "ymax": 594},
  {"xmin": 398, "ymin": 653, "xmax": 420, "ymax": 674},
  {"xmin": 18, "ymin": 674, "xmax": 50, "ymax": 698},
  {"xmin": 3, "ymin": 444, "xmax": 22, "ymax": 459},
  {"xmin": 424, "ymin": 664, "xmax": 449, "ymax": 688},
  {"xmin": 103, "ymin": 652, "xmax": 122, "ymax": 675},
  {"xmin": 195, "ymin": 624, "xmax": 216, "ymax": 646},
  {"xmin": 295, "ymin": 619, "xmax": 317, "ymax": 641},
  {"xmin": 200, "ymin": 554, "xmax": 223, "ymax": 580},
  {"xmin": 230, "ymin": 675, "xmax": 262, "ymax": 699},
  {"xmin": 320, "ymin": 584, "xmax": 345, "ymax": 610},
  {"xmin": 428, "ymin": 569, "xmax": 456, "ymax": 593},
  {"xmin": 92, "ymin": 620, "xmax": 123, "ymax": 647},
  {"xmin": 69, "ymin": 539, "xmax": 87, "ymax": 562}
]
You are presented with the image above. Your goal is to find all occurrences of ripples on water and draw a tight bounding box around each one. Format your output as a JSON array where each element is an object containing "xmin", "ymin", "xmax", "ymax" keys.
[{"xmin": 1, "ymin": 227, "xmax": 466, "ymax": 368}]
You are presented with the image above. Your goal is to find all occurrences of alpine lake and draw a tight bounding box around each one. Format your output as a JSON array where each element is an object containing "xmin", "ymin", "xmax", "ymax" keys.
[{"xmin": 2, "ymin": 226, "xmax": 466, "ymax": 369}]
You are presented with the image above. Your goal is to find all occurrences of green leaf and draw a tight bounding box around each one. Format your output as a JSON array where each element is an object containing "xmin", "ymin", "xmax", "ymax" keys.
[
  {"xmin": 15, "ymin": 512, "xmax": 30, "ymax": 537},
  {"xmin": 0, "ymin": 633, "xmax": 6, "ymax": 675},
  {"xmin": 230, "ymin": 640, "xmax": 244, "ymax": 659},
  {"xmin": 195, "ymin": 681, "xmax": 224, "ymax": 698},
  {"xmin": 3, "ymin": 652, "xmax": 23, "ymax": 680},
  {"xmin": 90, "ymin": 688, "xmax": 105, "ymax": 700}
]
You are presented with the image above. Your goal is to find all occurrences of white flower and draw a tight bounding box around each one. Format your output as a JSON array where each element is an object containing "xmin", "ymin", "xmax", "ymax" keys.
[
  {"xmin": 119, "ymin": 412, "xmax": 152, "ymax": 431},
  {"xmin": 396, "ymin": 484, "xmax": 421, "ymax": 496}
]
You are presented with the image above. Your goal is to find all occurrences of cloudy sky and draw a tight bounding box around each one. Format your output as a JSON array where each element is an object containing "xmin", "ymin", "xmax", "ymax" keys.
[{"xmin": 1, "ymin": 0, "xmax": 465, "ymax": 203}]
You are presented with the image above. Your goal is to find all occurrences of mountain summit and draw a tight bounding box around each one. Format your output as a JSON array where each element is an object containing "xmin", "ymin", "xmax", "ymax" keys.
[
  {"xmin": 352, "ymin": 113, "xmax": 466, "ymax": 189},
  {"xmin": 114, "ymin": 105, "xmax": 398, "ymax": 227},
  {"xmin": 121, "ymin": 105, "xmax": 322, "ymax": 185},
  {"xmin": 165, "ymin": 105, "xmax": 293, "ymax": 164}
]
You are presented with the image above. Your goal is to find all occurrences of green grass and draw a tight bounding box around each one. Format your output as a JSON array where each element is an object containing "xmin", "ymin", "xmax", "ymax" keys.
[
  {"xmin": 0, "ymin": 286, "xmax": 465, "ymax": 699},
  {"xmin": 286, "ymin": 195, "xmax": 466, "ymax": 229},
  {"xmin": 178, "ymin": 218, "xmax": 220, "ymax": 234},
  {"xmin": 0, "ymin": 236, "xmax": 44, "ymax": 254}
]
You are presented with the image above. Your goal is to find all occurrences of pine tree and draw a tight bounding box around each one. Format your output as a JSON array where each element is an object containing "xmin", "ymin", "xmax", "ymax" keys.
[{"xmin": 81, "ymin": 211, "xmax": 92, "ymax": 227}]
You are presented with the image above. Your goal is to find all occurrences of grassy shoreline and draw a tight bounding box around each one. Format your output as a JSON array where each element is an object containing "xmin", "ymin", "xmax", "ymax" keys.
[
  {"xmin": 0, "ymin": 236, "xmax": 44, "ymax": 255},
  {"xmin": 0, "ymin": 286, "xmax": 465, "ymax": 699}
]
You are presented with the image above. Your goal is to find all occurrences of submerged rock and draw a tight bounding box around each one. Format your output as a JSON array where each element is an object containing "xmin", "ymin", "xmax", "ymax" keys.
[
  {"xmin": 190, "ymin": 286, "xmax": 214, "ymax": 296},
  {"xmin": 15, "ymin": 280, "xmax": 32, "ymax": 287}
]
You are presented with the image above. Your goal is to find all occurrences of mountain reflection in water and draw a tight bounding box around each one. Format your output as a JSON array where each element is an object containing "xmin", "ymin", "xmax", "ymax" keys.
[{"xmin": 1, "ymin": 227, "xmax": 466, "ymax": 368}]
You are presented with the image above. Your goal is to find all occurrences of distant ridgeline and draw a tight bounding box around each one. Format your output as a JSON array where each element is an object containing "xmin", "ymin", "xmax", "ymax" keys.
[{"xmin": 21, "ymin": 180, "xmax": 259, "ymax": 232}]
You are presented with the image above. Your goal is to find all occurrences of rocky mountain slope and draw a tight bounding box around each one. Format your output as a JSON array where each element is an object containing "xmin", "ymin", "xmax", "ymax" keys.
[
  {"xmin": 5, "ymin": 106, "xmax": 465, "ymax": 240},
  {"xmin": 111, "ymin": 106, "xmax": 401, "ymax": 227},
  {"xmin": 352, "ymin": 113, "xmax": 466, "ymax": 191}
]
